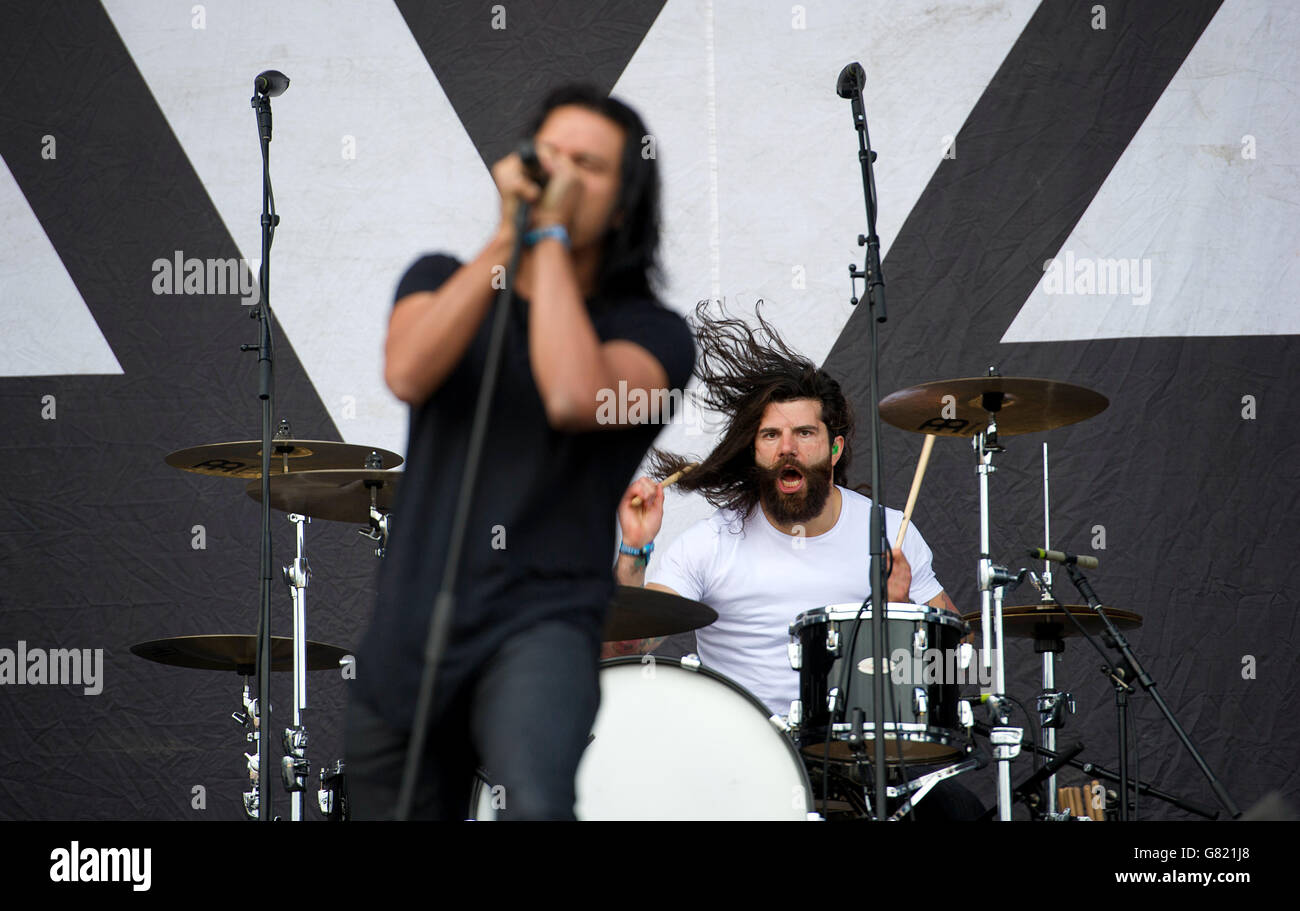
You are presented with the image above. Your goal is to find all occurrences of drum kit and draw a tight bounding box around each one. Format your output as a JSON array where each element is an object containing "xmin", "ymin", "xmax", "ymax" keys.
[
  {"xmin": 132, "ymin": 370, "xmax": 1177, "ymax": 821},
  {"xmin": 472, "ymin": 370, "xmax": 1159, "ymax": 822},
  {"xmin": 139, "ymin": 427, "xmax": 405, "ymax": 819}
]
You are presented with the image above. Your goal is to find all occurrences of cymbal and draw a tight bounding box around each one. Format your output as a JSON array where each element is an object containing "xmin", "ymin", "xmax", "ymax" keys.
[
  {"xmin": 604, "ymin": 586, "xmax": 717, "ymax": 641},
  {"xmin": 165, "ymin": 440, "xmax": 403, "ymax": 479},
  {"xmin": 244, "ymin": 469, "xmax": 402, "ymax": 523},
  {"xmin": 131, "ymin": 634, "xmax": 351, "ymax": 674},
  {"xmin": 961, "ymin": 604, "xmax": 1142, "ymax": 639},
  {"xmin": 880, "ymin": 377, "xmax": 1108, "ymax": 437}
]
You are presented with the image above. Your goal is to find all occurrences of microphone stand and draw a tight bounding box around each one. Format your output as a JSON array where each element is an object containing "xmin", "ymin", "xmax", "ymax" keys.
[
  {"xmin": 1062, "ymin": 563, "xmax": 1241, "ymax": 819},
  {"xmin": 835, "ymin": 61, "xmax": 892, "ymax": 818},
  {"xmin": 396, "ymin": 175, "xmax": 533, "ymax": 820},
  {"xmin": 242, "ymin": 83, "xmax": 284, "ymax": 822}
]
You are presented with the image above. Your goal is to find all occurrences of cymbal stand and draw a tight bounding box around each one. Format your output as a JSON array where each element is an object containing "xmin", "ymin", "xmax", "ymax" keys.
[
  {"xmin": 280, "ymin": 512, "xmax": 311, "ymax": 820},
  {"xmin": 357, "ymin": 452, "xmax": 390, "ymax": 558},
  {"xmin": 1035, "ymin": 442, "xmax": 1074, "ymax": 817},
  {"xmin": 973, "ymin": 369, "xmax": 1021, "ymax": 820},
  {"xmin": 233, "ymin": 678, "xmax": 260, "ymax": 819}
]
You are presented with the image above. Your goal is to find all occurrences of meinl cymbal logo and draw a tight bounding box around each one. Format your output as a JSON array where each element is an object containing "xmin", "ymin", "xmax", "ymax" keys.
[
  {"xmin": 49, "ymin": 842, "xmax": 151, "ymax": 891},
  {"xmin": 0, "ymin": 641, "xmax": 103, "ymax": 695}
]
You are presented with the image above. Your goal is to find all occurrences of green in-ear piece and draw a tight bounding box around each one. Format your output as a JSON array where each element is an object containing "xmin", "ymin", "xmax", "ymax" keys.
[{"xmin": 831, "ymin": 444, "xmax": 839, "ymax": 454}]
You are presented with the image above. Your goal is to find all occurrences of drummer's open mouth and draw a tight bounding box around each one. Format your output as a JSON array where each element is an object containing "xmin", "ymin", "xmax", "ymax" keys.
[{"xmin": 778, "ymin": 466, "xmax": 804, "ymax": 494}]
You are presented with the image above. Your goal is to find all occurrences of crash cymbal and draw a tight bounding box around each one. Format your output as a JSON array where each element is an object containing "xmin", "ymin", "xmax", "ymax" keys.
[
  {"xmin": 604, "ymin": 586, "xmax": 717, "ymax": 641},
  {"xmin": 130, "ymin": 634, "xmax": 350, "ymax": 674},
  {"xmin": 244, "ymin": 469, "xmax": 401, "ymax": 523},
  {"xmin": 880, "ymin": 377, "xmax": 1108, "ymax": 437},
  {"xmin": 165, "ymin": 440, "xmax": 403, "ymax": 479},
  {"xmin": 961, "ymin": 603, "xmax": 1142, "ymax": 639}
]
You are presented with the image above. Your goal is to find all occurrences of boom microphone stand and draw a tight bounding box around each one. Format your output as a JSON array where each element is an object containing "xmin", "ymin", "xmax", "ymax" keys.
[
  {"xmin": 1061, "ymin": 562, "xmax": 1241, "ymax": 819},
  {"xmin": 835, "ymin": 61, "xmax": 893, "ymax": 817},
  {"xmin": 243, "ymin": 69, "xmax": 290, "ymax": 822}
]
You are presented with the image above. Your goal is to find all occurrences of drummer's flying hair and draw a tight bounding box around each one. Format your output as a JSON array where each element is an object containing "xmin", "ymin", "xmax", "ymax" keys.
[{"xmin": 651, "ymin": 301, "xmax": 857, "ymax": 519}]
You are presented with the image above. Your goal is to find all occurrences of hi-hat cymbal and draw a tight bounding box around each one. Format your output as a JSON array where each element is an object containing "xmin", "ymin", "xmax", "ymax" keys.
[
  {"xmin": 880, "ymin": 377, "xmax": 1108, "ymax": 437},
  {"xmin": 131, "ymin": 634, "xmax": 350, "ymax": 674},
  {"xmin": 604, "ymin": 586, "xmax": 717, "ymax": 641},
  {"xmin": 244, "ymin": 469, "xmax": 401, "ymax": 523},
  {"xmin": 165, "ymin": 440, "xmax": 403, "ymax": 479},
  {"xmin": 961, "ymin": 603, "xmax": 1142, "ymax": 639}
]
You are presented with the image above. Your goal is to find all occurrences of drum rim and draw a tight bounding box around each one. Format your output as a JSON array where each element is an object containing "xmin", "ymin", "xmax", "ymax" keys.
[
  {"xmin": 597, "ymin": 655, "xmax": 816, "ymax": 813},
  {"xmin": 798, "ymin": 722, "xmax": 972, "ymax": 764},
  {"xmin": 790, "ymin": 601, "xmax": 970, "ymax": 634}
]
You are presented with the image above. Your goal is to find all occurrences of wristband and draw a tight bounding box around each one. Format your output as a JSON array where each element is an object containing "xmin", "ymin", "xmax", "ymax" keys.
[
  {"xmin": 523, "ymin": 224, "xmax": 570, "ymax": 248},
  {"xmin": 618, "ymin": 540, "xmax": 654, "ymax": 565}
]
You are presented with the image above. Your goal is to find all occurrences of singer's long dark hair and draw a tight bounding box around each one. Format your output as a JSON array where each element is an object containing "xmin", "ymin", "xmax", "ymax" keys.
[
  {"xmin": 527, "ymin": 84, "xmax": 661, "ymax": 299},
  {"xmin": 651, "ymin": 301, "xmax": 858, "ymax": 520}
]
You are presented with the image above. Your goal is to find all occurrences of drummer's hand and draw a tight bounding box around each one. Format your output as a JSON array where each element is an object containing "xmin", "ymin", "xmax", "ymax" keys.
[
  {"xmin": 887, "ymin": 547, "xmax": 911, "ymax": 602},
  {"xmin": 618, "ymin": 476, "xmax": 664, "ymax": 548}
]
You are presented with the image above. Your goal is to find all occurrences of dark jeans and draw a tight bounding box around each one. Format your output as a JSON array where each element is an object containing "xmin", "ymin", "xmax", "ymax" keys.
[{"xmin": 345, "ymin": 619, "xmax": 600, "ymax": 820}]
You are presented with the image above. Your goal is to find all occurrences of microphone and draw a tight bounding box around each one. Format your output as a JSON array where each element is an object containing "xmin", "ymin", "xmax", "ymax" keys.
[
  {"xmin": 253, "ymin": 70, "xmax": 290, "ymax": 98},
  {"xmin": 836, "ymin": 62, "xmax": 865, "ymax": 98},
  {"xmin": 1028, "ymin": 548, "xmax": 1099, "ymax": 570},
  {"xmin": 517, "ymin": 139, "xmax": 549, "ymax": 189}
]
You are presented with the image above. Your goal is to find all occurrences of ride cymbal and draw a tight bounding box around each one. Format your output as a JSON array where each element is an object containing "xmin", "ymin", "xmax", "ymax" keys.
[{"xmin": 880, "ymin": 377, "xmax": 1107, "ymax": 437}]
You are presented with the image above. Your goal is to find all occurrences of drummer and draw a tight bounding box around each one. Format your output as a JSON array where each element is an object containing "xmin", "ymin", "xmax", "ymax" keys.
[
  {"xmin": 610, "ymin": 306, "xmax": 981, "ymax": 819},
  {"xmin": 610, "ymin": 305, "xmax": 958, "ymax": 718}
]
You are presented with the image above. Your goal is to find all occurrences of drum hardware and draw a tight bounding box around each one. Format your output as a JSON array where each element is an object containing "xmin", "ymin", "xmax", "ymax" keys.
[
  {"xmin": 280, "ymin": 511, "xmax": 311, "ymax": 821},
  {"xmin": 1037, "ymin": 692, "xmax": 1073, "ymax": 729},
  {"xmin": 318, "ymin": 761, "xmax": 348, "ymax": 822},
  {"xmin": 235, "ymin": 681, "xmax": 261, "ymax": 820},
  {"xmin": 131, "ymin": 635, "xmax": 350, "ymax": 819},
  {"xmin": 885, "ymin": 754, "xmax": 985, "ymax": 821},
  {"xmin": 1027, "ymin": 563, "xmax": 1240, "ymax": 820}
]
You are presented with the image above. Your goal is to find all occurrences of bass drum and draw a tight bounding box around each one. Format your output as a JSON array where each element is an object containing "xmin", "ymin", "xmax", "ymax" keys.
[{"xmin": 472, "ymin": 656, "xmax": 816, "ymax": 821}]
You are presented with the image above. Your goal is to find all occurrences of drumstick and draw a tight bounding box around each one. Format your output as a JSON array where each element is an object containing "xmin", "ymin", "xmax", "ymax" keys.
[
  {"xmin": 629, "ymin": 462, "xmax": 698, "ymax": 507},
  {"xmin": 893, "ymin": 434, "xmax": 936, "ymax": 550}
]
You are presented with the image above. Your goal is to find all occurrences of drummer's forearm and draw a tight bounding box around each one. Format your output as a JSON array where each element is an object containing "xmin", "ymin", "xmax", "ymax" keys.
[
  {"xmin": 614, "ymin": 553, "xmax": 648, "ymax": 587},
  {"xmin": 927, "ymin": 591, "xmax": 960, "ymax": 615},
  {"xmin": 601, "ymin": 637, "xmax": 665, "ymax": 658}
]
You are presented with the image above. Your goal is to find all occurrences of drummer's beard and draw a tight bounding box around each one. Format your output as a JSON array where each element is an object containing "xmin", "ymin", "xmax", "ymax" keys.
[{"xmin": 756, "ymin": 454, "xmax": 834, "ymax": 526}]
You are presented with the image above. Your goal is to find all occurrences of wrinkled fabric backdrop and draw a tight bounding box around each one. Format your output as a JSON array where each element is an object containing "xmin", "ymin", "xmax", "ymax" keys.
[{"xmin": 1, "ymin": 0, "xmax": 1296, "ymax": 820}]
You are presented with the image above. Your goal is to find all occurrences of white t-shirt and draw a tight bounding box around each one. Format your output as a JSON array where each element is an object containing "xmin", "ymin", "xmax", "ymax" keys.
[{"xmin": 647, "ymin": 486, "xmax": 945, "ymax": 716}]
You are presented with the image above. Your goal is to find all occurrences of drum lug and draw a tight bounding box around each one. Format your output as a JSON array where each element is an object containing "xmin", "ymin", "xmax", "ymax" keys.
[
  {"xmin": 957, "ymin": 641, "xmax": 974, "ymax": 670},
  {"xmin": 826, "ymin": 627, "xmax": 840, "ymax": 655},
  {"xmin": 913, "ymin": 687, "xmax": 928, "ymax": 716},
  {"xmin": 959, "ymin": 698, "xmax": 975, "ymax": 729},
  {"xmin": 913, "ymin": 627, "xmax": 927, "ymax": 656},
  {"xmin": 788, "ymin": 700, "xmax": 802, "ymax": 727},
  {"xmin": 787, "ymin": 641, "xmax": 802, "ymax": 670},
  {"xmin": 679, "ymin": 653, "xmax": 701, "ymax": 672}
]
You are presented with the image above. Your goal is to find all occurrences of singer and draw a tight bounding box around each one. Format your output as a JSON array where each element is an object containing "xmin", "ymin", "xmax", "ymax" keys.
[{"xmin": 346, "ymin": 85, "xmax": 695, "ymax": 819}]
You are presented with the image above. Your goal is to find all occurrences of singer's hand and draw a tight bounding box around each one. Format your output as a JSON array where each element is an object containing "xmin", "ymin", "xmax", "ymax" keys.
[
  {"xmin": 491, "ymin": 152, "xmax": 542, "ymax": 241},
  {"xmin": 490, "ymin": 149, "xmax": 581, "ymax": 241},
  {"xmin": 531, "ymin": 150, "xmax": 582, "ymax": 232}
]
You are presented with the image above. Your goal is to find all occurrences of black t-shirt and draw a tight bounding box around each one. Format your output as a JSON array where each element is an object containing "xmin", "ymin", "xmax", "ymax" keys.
[{"xmin": 355, "ymin": 254, "xmax": 695, "ymax": 731}]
